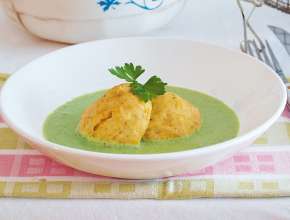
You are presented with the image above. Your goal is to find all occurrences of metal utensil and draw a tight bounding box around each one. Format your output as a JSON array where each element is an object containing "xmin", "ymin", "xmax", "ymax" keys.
[
  {"xmin": 269, "ymin": 25, "xmax": 290, "ymax": 56},
  {"xmin": 265, "ymin": 40, "xmax": 288, "ymax": 83},
  {"xmin": 237, "ymin": 0, "xmax": 264, "ymax": 54},
  {"xmin": 237, "ymin": 1, "xmax": 290, "ymax": 111},
  {"xmin": 243, "ymin": 39, "xmax": 290, "ymax": 109}
]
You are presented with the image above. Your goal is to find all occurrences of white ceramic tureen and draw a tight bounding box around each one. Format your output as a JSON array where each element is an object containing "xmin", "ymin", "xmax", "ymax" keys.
[{"xmin": 1, "ymin": 0, "xmax": 185, "ymax": 43}]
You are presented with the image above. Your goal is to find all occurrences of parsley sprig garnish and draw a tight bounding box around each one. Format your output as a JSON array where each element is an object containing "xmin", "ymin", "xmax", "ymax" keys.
[{"xmin": 109, "ymin": 63, "xmax": 167, "ymax": 102}]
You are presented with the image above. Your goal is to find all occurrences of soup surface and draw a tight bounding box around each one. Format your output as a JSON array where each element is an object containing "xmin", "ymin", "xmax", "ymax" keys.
[{"xmin": 43, "ymin": 86, "xmax": 239, "ymax": 154}]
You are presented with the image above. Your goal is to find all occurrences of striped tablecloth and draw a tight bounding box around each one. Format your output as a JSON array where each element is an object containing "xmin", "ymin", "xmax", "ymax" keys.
[{"xmin": 1, "ymin": 74, "xmax": 290, "ymax": 199}]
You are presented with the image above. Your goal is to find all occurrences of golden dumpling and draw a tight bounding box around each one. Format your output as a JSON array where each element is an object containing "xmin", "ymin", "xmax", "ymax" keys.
[
  {"xmin": 144, "ymin": 92, "xmax": 201, "ymax": 140},
  {"xmin": 79, "ymin": 84, "xmax": 152, "ymax": 145}
]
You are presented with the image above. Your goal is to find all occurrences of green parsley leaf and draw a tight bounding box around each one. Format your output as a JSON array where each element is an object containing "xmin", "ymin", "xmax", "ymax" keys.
[
  {"xmin": 131, "ymin": 82, "xmax": 152, "ymax": 102},
  {"xmin": 108, "ymin": 63, "xmax": 145, "ymax": 82},
  {"xmin": 108, "ymin": 63, "xmax": 167, "ymax": 102},
  {"xmin": 144, "ymin": 76, "xmax": 167, "ymax": 97},
  {"xmin": 131, "ymin": 76, "xmax": 167, "ymax": 102}
]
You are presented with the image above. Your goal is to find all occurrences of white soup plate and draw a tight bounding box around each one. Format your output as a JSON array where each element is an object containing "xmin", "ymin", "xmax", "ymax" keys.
[{"xmin": 0, "ymin": 38, "xmax": 286, "ymax": 179}]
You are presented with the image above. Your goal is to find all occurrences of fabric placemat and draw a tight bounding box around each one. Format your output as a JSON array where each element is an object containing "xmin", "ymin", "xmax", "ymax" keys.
[{"xmin": 1, "ymin": 74, "xmax": 290, "ymax": 199}]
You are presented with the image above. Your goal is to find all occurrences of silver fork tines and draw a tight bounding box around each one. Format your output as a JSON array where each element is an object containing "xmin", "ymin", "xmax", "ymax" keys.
[
  {"xmin": 252, "ymin": 40, "xmax": 263, "ymax": 60},
  {"xmin": 265, "ymin": 40, "xmax": 288, "ymax": 84},
  {"xmin": 246, "ymin": 39, "xmax": 290, "ymax": 109}
]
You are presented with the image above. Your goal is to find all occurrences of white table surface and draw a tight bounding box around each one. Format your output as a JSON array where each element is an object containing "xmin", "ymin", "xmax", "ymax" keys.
[{"xmin": 0, "ymin": 1, "xmax": 290, "ymax": 219}]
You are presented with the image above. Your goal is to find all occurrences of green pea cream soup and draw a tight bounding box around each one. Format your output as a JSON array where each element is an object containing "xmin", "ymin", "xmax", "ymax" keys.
[{"xmin": 43, "ymin": 86, "xmax": 239, "ymax": 154}]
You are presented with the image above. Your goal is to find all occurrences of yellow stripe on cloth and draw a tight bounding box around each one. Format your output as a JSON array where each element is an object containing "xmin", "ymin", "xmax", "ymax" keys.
[
  {"xmin": 0, "ymin": 73, "xmax": 9, "ymax": 86},
  {"xmin": 12, "ymin": 181, "xmax": 71, "ymax": 198},
  {"xmin": 0, "ymin": 178, "xmax": 289, "ymax": 199}
]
